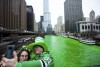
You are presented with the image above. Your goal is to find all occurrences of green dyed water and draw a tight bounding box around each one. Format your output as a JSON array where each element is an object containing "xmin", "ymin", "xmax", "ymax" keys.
[{"xmin": 44, "ymin": 35, "xmax": 100, "ymax": 67}]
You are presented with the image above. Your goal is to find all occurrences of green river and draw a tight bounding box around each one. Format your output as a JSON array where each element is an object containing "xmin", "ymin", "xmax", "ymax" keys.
[{"xmin": 44, "ymin": 35, "xmax": 100, "ymax": 67}]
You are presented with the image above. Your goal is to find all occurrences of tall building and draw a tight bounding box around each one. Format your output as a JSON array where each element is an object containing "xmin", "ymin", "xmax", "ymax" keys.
[
  {"xmin": 43, "ymin": 0, "xmax": 52, "ymax": 32},
  {"xmin": 27, "ymin": 6, "xmax": 35, "ymax": 31},
  {"xmin": 54, "ymin": 25, "xmax": 57, "ymax": 33},
  {"xmin": 64, "ymin": 0, "xmax": 83, "ymax": 33},
  {"xmin": 34, "ymin": 22, "xmax": 39, "ymax": 32},
  {"xmin": 61, "ymin": 24, "xmax": 65, "ymax": 33},
  {"xmin": 0, "ymin": 0, "xmax": 27, "ymax": 31},
  {"xmin": 57, "ymin": 16, "xmax": 63, "ymax": 34},
  {"xmin": 20, "ymin": 0, "xmax": 27, "ymax": 31},
  {"xmin": 0, "ymin": 0, "xmax": 4, "ymax": 29},
  {"xmin": 89, "ymin": 10, "xmax": 95, "ymax": 22},
  {"xmin": 38, "ymin": 16, "xmax": 44, "ymax": 32},
  {"xmin": 54, "ymin": 16, "xmax": 65, "ymax": 34}
]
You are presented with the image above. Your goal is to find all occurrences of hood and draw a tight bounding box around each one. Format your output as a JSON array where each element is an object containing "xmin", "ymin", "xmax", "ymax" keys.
[{"xmin": 26, "ymin": 37, "xmax": 48, "ymax": 52}]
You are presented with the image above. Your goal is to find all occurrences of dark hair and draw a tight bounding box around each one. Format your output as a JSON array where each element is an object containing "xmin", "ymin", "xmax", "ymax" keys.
[{"xmin": 17, "ymin": 49, "xmax": 30, "ymax": 62}]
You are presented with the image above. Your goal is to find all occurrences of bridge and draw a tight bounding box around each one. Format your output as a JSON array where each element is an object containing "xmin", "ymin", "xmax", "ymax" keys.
[{"xmin": 0, "ymin": 30, "xmax": 40, "ymax": 43}]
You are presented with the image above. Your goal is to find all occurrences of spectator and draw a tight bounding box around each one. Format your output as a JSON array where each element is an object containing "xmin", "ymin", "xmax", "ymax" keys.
[
  {"xmin": 0, "ymin": 36, "xmax": 54, "ymax": 67},
  {"xmin": 17, "ymin": 50, "xmax": 30, "ymax": 62}
]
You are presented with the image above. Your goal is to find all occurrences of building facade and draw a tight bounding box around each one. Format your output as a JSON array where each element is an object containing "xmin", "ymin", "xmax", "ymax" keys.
[
  {"xmin": 95, "ymin": 16, "xmax": 100, "ymax": 24},
  {"xmin": 0, "ymin": 0, "xmax": 27, "ymax": 31},
  {"xmin": 43, "ymin": 0, "xmax": 52, "ymax": 32},
  {"xmin": 61, "ymin": 24, "xmax": 65, "ymax": 34},
  {"xmin": 54, "ymin": 16, "xmax": 65, "ymax": 34},
  {"xmin": 64, "ymin": 0, "xmax": 83, "ymax": 33},
  {"xmin": 34, "ymin": 22, "xmax": 39, "ymax": 32},
  {"xmin": 20, "ymin": 0, "xmax": 27, "ymax": 31},
  {"xmin": 54, "ymin": 25, "xmax": 57, "ymax": 33},
  {"xmin": 76, "ymin": 21, "xmax": 100, "ymax": 38},
  {"xmin": 76, "ymin": 21, "xmax": 100, "ymax": 33},
  {"xmin": 57, "ymin": 16, "xmax": 63, "ymax": 34},
  {"xmin": 27, "ymin": 6, "xmax": 35, "ymax": 31},
  {"xmin": 38, "ymin": 16, "xmax": 44, "ymax": 32},
  {"xmin": 89, "ymin": 10, "xmax": 95, "ymax": 22}
]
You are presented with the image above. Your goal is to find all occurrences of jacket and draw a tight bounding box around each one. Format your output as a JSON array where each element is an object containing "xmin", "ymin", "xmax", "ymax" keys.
[{"xmin": 16, "ymin": 37, "xmax": 54, "ymax": 67}]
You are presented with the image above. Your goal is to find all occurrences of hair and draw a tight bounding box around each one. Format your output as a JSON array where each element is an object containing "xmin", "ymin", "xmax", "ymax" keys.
[{"xmin": 17, "ymin": 49, "xmax": 30, "ymax": 62}]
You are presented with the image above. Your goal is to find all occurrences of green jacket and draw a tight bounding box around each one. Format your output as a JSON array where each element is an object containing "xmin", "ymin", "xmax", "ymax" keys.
[
  {"xmin": 16, "ymin": 51, "xmax": 54, "ymax": 67},
  {"xmin": 16, "ymin": 37, "xmax": 54, "ymax": 67}
]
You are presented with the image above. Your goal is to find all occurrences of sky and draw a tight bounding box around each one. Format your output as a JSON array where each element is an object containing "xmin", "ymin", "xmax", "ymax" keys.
[{"xmin": 25, "ymin": 0, "xmax": 100, "ymax": 27}]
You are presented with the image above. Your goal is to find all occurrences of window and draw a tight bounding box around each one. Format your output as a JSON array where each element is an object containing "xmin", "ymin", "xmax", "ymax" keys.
[
  {"xmin": 96, "ymin": 26, "xmax": 98, "ymax": 29},
  {"xmin": 85, "ymin": 25, "xmax": 87, "ymax": 29},
  {"xmin": 82, "ymin": 25, "xmax": 84, "ymax": 29},
  {"xmin": 88, "ymin": 25, "xmax": 90, "ymax": 29},
  {"xmin": 93, "ymin": 26, "xmax": 95, "ymax": 29}
]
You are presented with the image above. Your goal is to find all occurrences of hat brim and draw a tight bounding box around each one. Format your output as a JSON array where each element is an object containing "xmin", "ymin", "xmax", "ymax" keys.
[{"xmin": 26, "ymin": 42, "xmax": 48, "ymax": 52}]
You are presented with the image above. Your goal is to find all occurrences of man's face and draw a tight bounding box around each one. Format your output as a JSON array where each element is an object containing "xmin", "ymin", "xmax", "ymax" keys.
[
  {"xmin": 34, "ymin": 46, "xmax": 43, "ymax": 54},
  {"xmin": 19, "ymin": 51, "xmax": 28, "ymax": 62}
]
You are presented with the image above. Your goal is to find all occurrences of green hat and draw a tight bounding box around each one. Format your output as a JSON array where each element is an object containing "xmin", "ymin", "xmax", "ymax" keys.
[{"xmin": 26, "ymin": 37, "xmax": 48, "ymax": 52}]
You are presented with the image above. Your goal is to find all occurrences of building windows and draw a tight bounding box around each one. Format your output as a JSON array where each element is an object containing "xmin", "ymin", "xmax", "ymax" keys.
[
  {"xmin": 99, "ymin": 26, "xmax": 100, "ymax": 29},
  {"xmin": 88, "ymin": 25, "xmax": 90, "ymax": 29},
  {"xmin": 82, "ymin": 25, "xmax": 84, "ymax": 29},
  {"xmin": 93, "ymin": 26, "xmax": 95, "ymax": 29},
  {"xmin": 96, "ymin": 26, "xmax": 98, "ymax": 30},
  {"xmin": 85, "ymin": 25, "xmax": 87, "ymax": 29},
  {"xmin": 64, "ymin": 0, "xmax": 82, "ymax": 32},
  {"xmin": 78, "ymin": 21, "xmax": 100, "ymax": 33}
]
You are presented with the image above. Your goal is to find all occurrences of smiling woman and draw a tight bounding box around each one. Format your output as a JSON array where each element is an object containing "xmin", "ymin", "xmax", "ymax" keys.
[{"xmin": 17, "ymin": 50, "xmax": 30, "ymax": 62}]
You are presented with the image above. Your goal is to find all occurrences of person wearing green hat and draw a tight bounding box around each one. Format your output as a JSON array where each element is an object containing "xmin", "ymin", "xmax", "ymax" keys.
[{"xmin": 0, "ymin": 37, "xmax": 54, "ymax": 67}]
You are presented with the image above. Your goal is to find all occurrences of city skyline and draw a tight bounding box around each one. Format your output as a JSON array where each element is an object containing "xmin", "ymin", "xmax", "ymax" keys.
[{"xmin": 25, "ymin": 0, "xmax": 100, "ymax": 27}]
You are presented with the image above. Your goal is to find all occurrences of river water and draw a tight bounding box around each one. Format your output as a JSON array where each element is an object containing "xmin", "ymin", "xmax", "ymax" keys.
[{"xmin": 44, "ymin": 35, "xmax": 100, "ymax": 67}]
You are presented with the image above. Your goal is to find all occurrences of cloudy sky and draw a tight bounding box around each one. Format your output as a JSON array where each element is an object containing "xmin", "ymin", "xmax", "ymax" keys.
[{"xmin": 25, "ymin": 0, "xmax": 100, "ymax": 27}]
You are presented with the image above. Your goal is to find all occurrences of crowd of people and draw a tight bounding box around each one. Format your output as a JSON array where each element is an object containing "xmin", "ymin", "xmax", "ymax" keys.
[{"xmin": 0, "ymin": 36, "xmax": 54, "ymax": 67}]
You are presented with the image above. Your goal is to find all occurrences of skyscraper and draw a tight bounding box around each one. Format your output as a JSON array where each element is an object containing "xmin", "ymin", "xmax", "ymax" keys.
[
  {"xmin": 43, "ymin": 0, "xmax": 52, "ymax": 33},
  {"xmin": 27, "ymin": 6, "xmax": 34, "ymax": 31},
  {"xmin": 0, "ymin": 0, "xmax": 27, "ymax": 31},
  {"xmin": 64, "ymin": 0, "xmax": 83, "ymax": 33},
  {"xmin": 54, "ymin": 16, "xmax": 65, "ymax": 34},
  {"xmin": 57, "ymin": 16, "xmax": 63, "ymax": 34},
  {"xmin": 89, "ymin": 10, "xmax": 95, "ymax": 22},
  {"xmin": 38, "ymin": 16, "xmax": 44, "ymax": 32}
]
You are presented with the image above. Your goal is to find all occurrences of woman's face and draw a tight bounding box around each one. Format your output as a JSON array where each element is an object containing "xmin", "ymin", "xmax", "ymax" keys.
[
  {"xmin": 19, "ymin": 51, "xmax": 28, "ymax": 62},
  {"xmin": 34, "ymin": 46, "xmax": 43, "ymax": 54}
]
